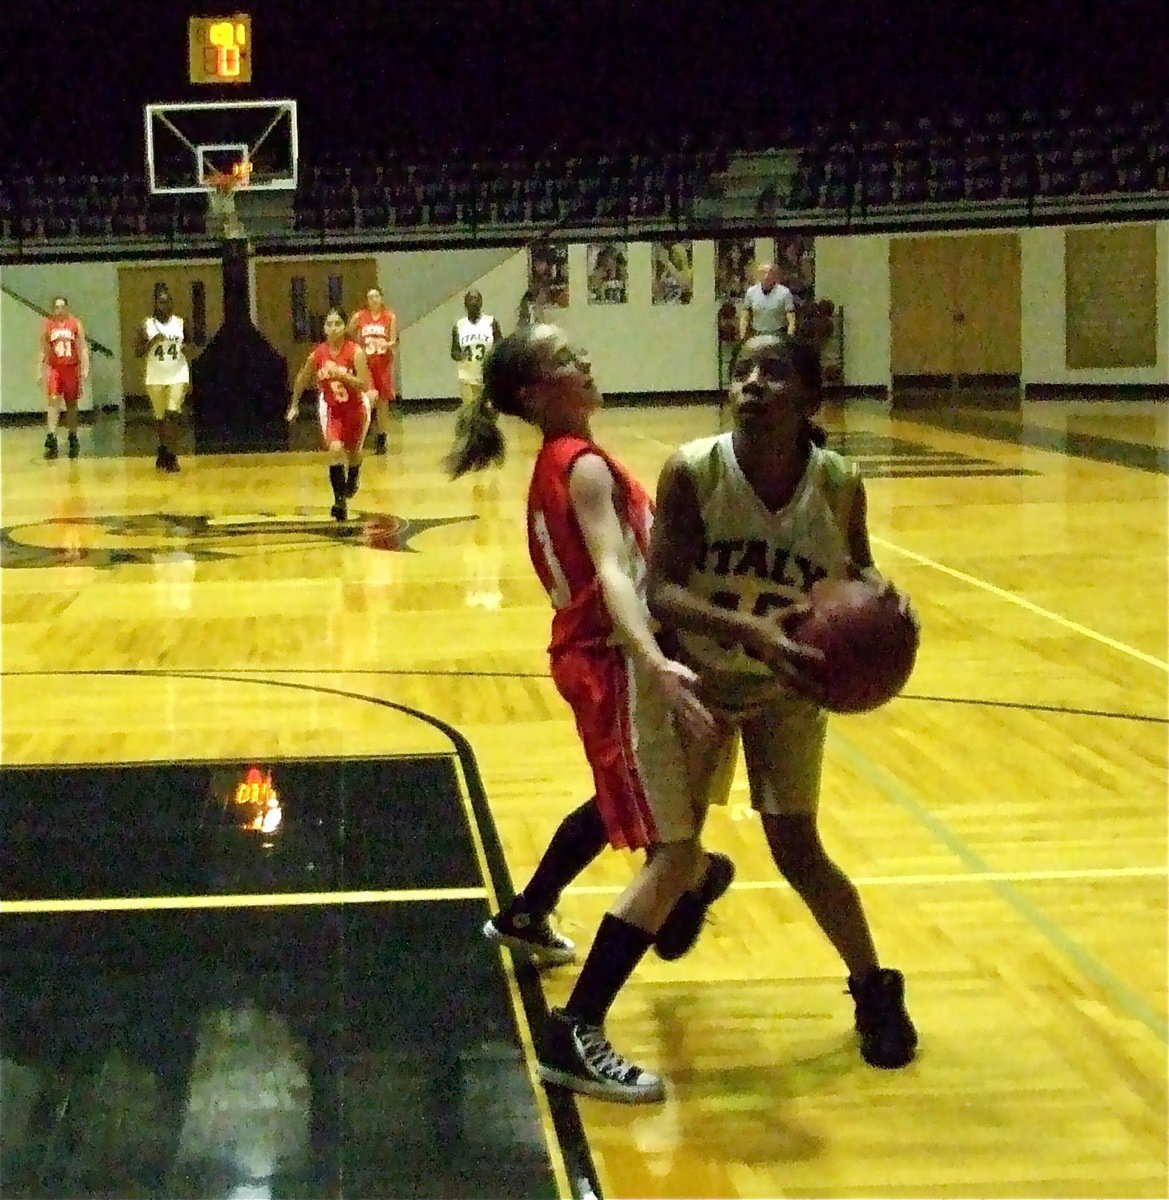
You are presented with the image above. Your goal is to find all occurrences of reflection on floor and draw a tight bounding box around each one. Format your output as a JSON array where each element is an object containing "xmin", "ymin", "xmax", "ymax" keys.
[
  {"xmin": 4, "ymin": 405, "xmax": 396, "ymax": 462},
  {"xmin": 0, "ymin": 757, "xmax": 559, "ymax": 1200},
  {"xmin": 826, "ymin": 429, "xmax": 1037, "ymax": 478},
  {"xmin": 908, "ymin": 405, "xmax": 1169, "ymax": 474}
]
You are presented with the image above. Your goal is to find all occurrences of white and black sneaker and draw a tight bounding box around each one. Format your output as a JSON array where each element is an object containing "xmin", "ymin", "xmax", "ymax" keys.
[
  {"xmin": 483, "ymin": 909, "xmax": 575, "ymax": 966},
  {"xmin": 538, "ymin": 1008, "xmax": 665, "ymax": 1104}
]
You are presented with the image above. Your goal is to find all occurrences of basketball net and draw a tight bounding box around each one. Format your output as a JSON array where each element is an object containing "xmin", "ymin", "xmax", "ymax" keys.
[{"xmin": 204, "ymin": 166, "xmax": 247, "ymax": 239}]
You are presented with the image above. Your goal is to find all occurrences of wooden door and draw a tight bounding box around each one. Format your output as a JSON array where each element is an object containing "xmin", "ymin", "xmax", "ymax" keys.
[
  {"xmin": 118, "ymin": 264, "xmax": 224, "ymax": 397},
  {"xmin": 952, "ymin": 232, "xmax": 1021, "ymax": 376},
  {"xmin": 889, "ymin": 236, "xmax": 959, "ymax": 376},
  {"xmin": 891, "ymin": 234, "xmax": 1021, "ymax": 380},
  {"xmin": 254, "ymin": 259, "xmax": 378, "ymax": 389}
]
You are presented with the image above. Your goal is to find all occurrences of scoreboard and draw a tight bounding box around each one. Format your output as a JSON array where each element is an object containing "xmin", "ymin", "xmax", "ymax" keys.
[{"xmin": 188, "ymin": 14, "xmax": 252, "ymax": 84}]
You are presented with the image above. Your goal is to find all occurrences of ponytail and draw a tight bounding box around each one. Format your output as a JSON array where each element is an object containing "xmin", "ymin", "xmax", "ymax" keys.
[
  {"xmin": 443, "ymin": 328, "xmax": 545, "ymax": 478},
  {"xmin": 445, "ymin": 395, "xmax": 506, "ymax": 478}
]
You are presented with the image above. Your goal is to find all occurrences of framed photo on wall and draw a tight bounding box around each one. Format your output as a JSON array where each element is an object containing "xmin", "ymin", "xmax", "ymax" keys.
[
  {"xmin": 529, "ymin": 242, "xmax": 569, "ymax": 309},
  {"xmin": 587, "ymin": 243, "xmax": 628, "ymax": 304},
  {"xmin": 773, "ymin": 233, "xmax": 815, "ymax": 303},
  {"xmin": 716, "ymin": 239, "xmax": 755, "ymax": 299},
  {"xmin": 651, "ymin": 240, "xmax": 693, "ymax": 305}
]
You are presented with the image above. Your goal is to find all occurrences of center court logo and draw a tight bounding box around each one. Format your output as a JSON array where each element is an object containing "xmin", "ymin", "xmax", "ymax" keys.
[{"xmin": 0, "ymin": 510, "xmax": 475, "ymax": 570}]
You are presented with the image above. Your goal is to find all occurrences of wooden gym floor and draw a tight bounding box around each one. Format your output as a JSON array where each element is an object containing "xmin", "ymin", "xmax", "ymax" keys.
[{"xmin": 0, "ymin": 394, "xmax": 1165, "ymax": 1198}]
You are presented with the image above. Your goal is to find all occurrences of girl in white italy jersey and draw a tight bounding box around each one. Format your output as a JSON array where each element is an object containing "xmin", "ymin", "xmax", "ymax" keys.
[
  {"xmin": 647, "ymin": 332, "xmax": 920, "ymax": 1071},
  {"xmin": 450, "ymin": 288, "xmax": 501, "ymax": 412},
  {"xmin": 134, "ymin": 286, "xmax": 190, "ymax": 472}
]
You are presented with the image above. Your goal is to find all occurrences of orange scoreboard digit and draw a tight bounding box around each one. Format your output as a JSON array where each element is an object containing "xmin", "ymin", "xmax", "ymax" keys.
[{"xmin": 188, "ymin": 14, "xmax": 252, "ymax": 84}]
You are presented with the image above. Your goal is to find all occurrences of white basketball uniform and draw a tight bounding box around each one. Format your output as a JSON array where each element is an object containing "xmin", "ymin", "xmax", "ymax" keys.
[
  {"xmin": 143, "ymin": 316, "xmax": 190, "ymax": 386},
  {"xmin": 674, "ymin": 432, "xmax": 862, "ymax": 815},
  {"xmin": 455, "ymin": 315, "xmax": 495, "ymax": 386},
  {"xmin": 143, "ymin": 314, "xmax": 190, "ymax": 419}
]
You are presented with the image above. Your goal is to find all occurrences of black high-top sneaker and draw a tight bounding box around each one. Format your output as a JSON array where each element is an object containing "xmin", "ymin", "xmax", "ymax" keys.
[
  {"xmin": 848, "ymin": 968, "xmax": 918, "ymax": 1068},
  {"xmin": 538, "ymin": 1008, "xmax": 664, "ymax": 1104}
]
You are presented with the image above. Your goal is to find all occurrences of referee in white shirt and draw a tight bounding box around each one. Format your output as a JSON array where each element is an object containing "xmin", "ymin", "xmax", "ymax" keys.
[{"xmin": 741, "ymin": 263, "xmax": 797, "ymax": 339}]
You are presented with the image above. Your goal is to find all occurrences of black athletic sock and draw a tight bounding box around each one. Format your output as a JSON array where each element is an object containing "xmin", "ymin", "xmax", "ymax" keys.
[
  {"xmin": 564, "ymin": 912, "xmax": 653, "ymax": 1028},
  {"xmin": 328, "ymin": 464, "xmax": 345, "ymax": 501},
  {"xmin": 512, "ymin": 797, "xmax": 605, "ymax": 919},
  {"xmin": 346, "ymin": 464, "xmax": 360, "ymax": 491}
]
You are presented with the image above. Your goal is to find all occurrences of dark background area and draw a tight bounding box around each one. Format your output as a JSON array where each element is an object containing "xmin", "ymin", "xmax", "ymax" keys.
[{"xmin": 1, "ymin": 0, "xmax": 1167, "ymax": 169}]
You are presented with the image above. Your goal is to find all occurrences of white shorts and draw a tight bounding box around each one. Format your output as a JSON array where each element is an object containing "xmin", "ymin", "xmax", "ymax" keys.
[
  {"xmin": 695, "ymin": 685, "xmax": 828, "ymax": 817},
  {"xmin": 146, "ymin": 382, "xmax": 188, "ymax": 417}
]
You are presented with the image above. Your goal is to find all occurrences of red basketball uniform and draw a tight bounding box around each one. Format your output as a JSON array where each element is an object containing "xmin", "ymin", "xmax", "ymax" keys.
[
  {"xmin": 43, "ymin": 316, "xmax": 82, "ymax": 402},
  {"xmin": 313, "ymin": 340, "xmax": 370, "ymax": 452},
  {"xmin": 352, "ymin": 307, "xmax": 396, "ymax": 401},
  {"xmin": 528, "ymin": 434, "xmax": 689, "ymax": 852}
]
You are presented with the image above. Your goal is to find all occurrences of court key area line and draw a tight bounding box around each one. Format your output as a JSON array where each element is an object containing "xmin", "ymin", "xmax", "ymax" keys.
[
  {"xmin": 871, "ymin": 534, "xmax": 1169, "ymax": 671},
  {"xmin": 560, "ymin": 863, "xmax": 1168, "ymax": 896},
  {"xmin": 0, "ymin": 885, "xmax": 489, "ymax": 916}
]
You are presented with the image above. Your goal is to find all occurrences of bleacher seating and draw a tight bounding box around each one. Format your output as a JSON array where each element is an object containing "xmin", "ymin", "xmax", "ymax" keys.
[
  {"xmin": 783, "ymin": 96, "xmax": 1169, "ymax": 218},
  {"xmin": 2, "ymin": 97, "xmax": 1167, "ymax": 254}
]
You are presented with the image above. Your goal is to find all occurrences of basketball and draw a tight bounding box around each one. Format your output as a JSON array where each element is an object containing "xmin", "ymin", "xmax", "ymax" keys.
[{"xmin": 786, "ymin": 578, "xmax": 919, "ymax": 713}]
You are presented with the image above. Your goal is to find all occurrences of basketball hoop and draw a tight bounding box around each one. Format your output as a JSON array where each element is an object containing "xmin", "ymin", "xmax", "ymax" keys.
[{"xmin": 204, "ymin": 166, "xmax": 247, "ymax": 238}]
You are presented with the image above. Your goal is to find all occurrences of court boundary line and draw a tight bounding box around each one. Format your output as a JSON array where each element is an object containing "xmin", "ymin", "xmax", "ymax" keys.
[
  {"xmin": 870, "ymin": 534, "xmax": 1169, "ymax": 671},
  {"xmin": 4, "ymin": 672, "xmax": 1164, "ymax": 1101},
  {"xmin": 3, "ymin": 667, "xmax": 1164, "ymax": 725},
  {"xmin": 0, "ymin": 887, "xmax": 490, "ymax": 915},
  {"xmin": 560, "ymin": 863, "xmax": 1168, "ymax": 895},
  {"xmin": 831, "ymin": 730, "xmax": 1169, "ymax": 1043},
  {"xmin": 633, "ymin": 423, "xmax": 1167, "ymax": 672},
  {"xmin": 0, "ymin": 673, "xmax": 601, "ymax": 1200}
]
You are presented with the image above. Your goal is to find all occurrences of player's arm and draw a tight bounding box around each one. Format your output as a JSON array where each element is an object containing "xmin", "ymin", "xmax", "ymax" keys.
[
  {"xmin": 352, "ymin": 347, "xmax": 372, "ymax": 393},
  {"xmin": 491, "ymin": 317, "xmax": 503, "ymax": 344},
  {"xmin": 346, "ymin": 313, "xmax": 362, "ymax": 341},
  {"xmin": 741, "ymin": 300, "xmax": 754, "ymax": 341},
  {"xmin": 786, "ymin": 296, "xmax": 797, "ymax": 336},
  {"xmin": 35, "ymin": 323, "xmax": 49, "ymax": 382},
  {"xmin": 133, "ymin": 320, "xmax": 153, "ymax": 358},
  {"xmin": 569, "ymin": 453, "xmax": 714, "ymax": 738},
  {"xmin": 77, "ymin": 320, "xmax": 90, "ymax": 379},
  {"xmin": 646, "ymin": 454, "xmax": 818, "ymax": 675},
  {"xmin": 844, "ymin": 481, "xmax": 918, "ymax": 626},
  {"xmin": 387, "ymin": 310, "xmax": 398, "ymax": 348},
  {"xmin": 286, "ymin": 353, "xmax": 316, "ymax": 421},
  {"xmin": 647, "ymin": 454, "xmax": 768, "ymax": 652},
  {"xmin": 845, "ymin": 481, "xmax": 877, "ymax": 579},
  {"xmin": 450, "ymin": 325, "xmax": 462, "ymax": 361},
  {"xmin": 324, "ymin": 348, "xmax": 370, "ymax": 391}
]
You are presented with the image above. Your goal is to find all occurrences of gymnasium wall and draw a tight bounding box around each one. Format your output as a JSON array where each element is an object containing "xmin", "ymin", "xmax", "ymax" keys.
[
  {"xmin": 816, "ymin": 220, "xmax": 1169, "ymax": 389},
  {"xmin": 367, "ymin": 240, "xmax": 720, "ymax": 399},
  {"xmin": 0, "ymin": 240, "xmax": 721, "ymax": 413},
  {"xmin": 1, "ymin": 221, "xmax": 1165, "ymax": 413},
  {"xmin": 0, "ymin": 261, "xmax": 123, "ymax": 414}
]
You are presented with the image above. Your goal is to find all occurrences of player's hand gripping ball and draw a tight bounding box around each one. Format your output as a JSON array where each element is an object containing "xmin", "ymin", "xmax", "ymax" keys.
[{"xmin": 785, "ymin": 577, "xmax": 919, "ymax": 713}]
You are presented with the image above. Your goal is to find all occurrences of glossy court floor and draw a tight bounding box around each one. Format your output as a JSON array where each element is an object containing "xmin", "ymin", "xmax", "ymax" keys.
[{"xmin": 0, "ymin": 393, "xmax": 1166, "ymax": 1199}]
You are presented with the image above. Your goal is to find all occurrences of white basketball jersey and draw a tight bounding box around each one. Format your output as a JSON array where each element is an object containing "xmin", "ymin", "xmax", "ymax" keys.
[
  {"xmin": 673, "ymin": 433, "xmax": 860, "ymax": 691},
  {"xmin": 455, "ymin": 315, "xmax": 495, "ymax": 383},
  {"xmin": 144, "ymin": 315, "xmax": 189, "ymax": 385}
]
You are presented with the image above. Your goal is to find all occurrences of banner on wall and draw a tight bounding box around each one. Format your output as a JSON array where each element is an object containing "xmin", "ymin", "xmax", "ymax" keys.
[
  {"xmin": 529, "ymin": 243, "xmax": 569, "ymax": 309},
  {"xmin": 773, "ymin": 233, "xmax": 815, "ymax": 302},
  {"xmin": 587, "ymin": 243, "xmax": 628, "ymax": 304},
  {"xmin": 716, "ymin": 239, "xmax": 755, "ymax": 300},
  {"xmin": 651, "ymin": 240, "xmax": 693, "ymax": 305}
]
